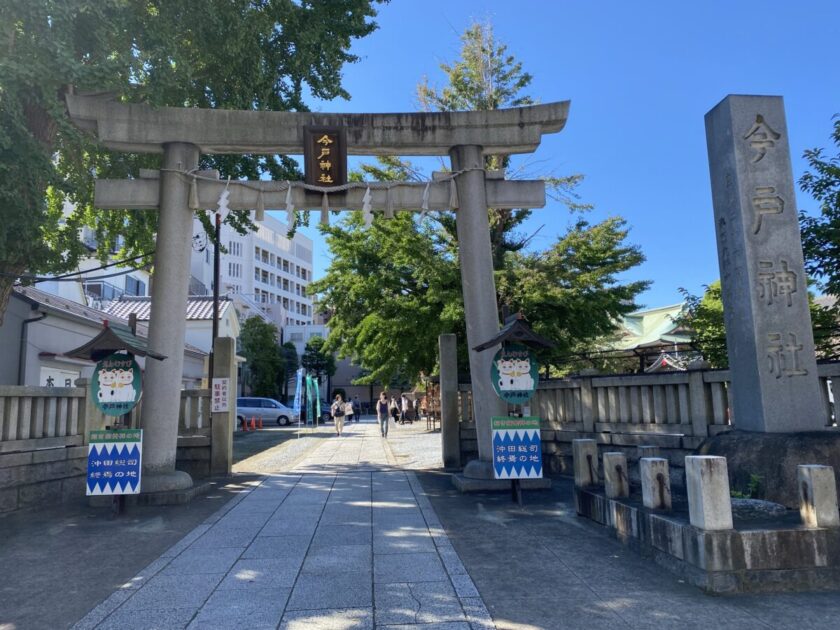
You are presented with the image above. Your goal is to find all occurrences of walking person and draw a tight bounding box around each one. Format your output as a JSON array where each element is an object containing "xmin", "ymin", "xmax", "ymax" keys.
[
  {"xmin": 331, "ymin": 394, "xmax": 346, "ymax": 436},
  {"xmin": 401, "ymin": 393, "xmax": 411, "ymax": 424},
  {"xmin": 344, "ymin": 397, "xmax": 354, "ymax": 424},
  {"xmin": 352, "ymin": 395, "xmax": 362, "ymax": 422},
  {"xmin": 389, "ymin": 396, "xmax": 401, "ymax": 425},
  {"xmin": 376, "ymin": 392, "xmax": 390, "ymax": 437}
]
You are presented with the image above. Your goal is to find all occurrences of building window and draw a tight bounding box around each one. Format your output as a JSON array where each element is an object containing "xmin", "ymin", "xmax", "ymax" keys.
[{"xmin": 125, "ymin": 276, "xmax": 146, "ymax": 296}]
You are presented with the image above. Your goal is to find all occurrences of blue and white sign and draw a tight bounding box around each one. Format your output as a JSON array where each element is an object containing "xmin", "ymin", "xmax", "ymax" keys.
[
  {"xmin": 86, "ymin": 429, "xmax": 142, "ymax": 495},
  {"xmin": 491, "ymin": 417, "xmax": 542, "ymax": 479}
]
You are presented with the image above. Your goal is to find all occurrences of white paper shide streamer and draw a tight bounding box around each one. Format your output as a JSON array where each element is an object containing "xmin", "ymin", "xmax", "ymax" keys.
[
  {"xmin": 362, "ymin": 186, "xmax": 373, "ymax": 227},
  {"xmin": 285, "ymin": 182, "xmax": 294, "ymax": 228}
]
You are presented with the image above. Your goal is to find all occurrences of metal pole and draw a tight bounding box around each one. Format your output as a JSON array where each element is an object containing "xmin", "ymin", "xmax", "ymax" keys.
[{"xmin": 209, "ymin": 212, "xmax": 221, "ymax": 383}]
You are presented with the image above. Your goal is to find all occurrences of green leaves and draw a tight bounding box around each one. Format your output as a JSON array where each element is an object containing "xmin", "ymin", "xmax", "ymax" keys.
[
  {"xmin": 800, "ymin": 117, "xmax": 840, "ymax": 299},
  {"xmin": 0, "ymin": 0, "xmax": 384, "ymax": 320},
  {"xmin": 239, "ymin": 316, "xmax": 283, "ymax": 397}
]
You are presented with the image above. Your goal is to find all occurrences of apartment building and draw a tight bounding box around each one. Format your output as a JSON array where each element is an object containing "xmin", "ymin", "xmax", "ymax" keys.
[{"xmin": 190, "ymin": 214, "xmax": 314, "ymax": 329}]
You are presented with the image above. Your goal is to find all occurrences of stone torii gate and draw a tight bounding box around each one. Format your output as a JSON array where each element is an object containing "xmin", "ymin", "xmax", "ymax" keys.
[{"xmin": 66, "ymin": 94, "xmax": 570, "ymax": 492}]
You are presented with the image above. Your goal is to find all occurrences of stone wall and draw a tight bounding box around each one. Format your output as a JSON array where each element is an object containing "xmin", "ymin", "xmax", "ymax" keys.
[{"xmin": 0, "ymin": 446, "xmax": 88, "ymax": 513}]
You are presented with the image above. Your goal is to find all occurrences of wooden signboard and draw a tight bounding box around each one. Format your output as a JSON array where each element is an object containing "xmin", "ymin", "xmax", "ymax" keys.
[{"xmin": 303, "ymin": 126, "xmax": 347, "ymax": 186}]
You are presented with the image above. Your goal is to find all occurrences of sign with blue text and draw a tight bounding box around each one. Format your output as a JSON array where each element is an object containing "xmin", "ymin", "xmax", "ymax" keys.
[
  {"xmin": 491, "ymin": 344, "xmax": 538, "ymax": 404},
  {"xmin": 91, "ymin": 353, "xmax": 142, "ymax": 416},
  {"xmin": 86, "ymin": 429, "xmax": 142, "ymax": 495},
  {"xmin": 491, "ymin": 417, "xmax": 542, "ymax": 479}
]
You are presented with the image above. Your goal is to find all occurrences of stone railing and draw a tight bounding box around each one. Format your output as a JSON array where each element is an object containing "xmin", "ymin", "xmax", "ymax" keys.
[
  {"xmin": 455, "ymin": 362, "xmax": 840, "ymax": 471},
  {"xmin": 0, "ymin": 383, "xmax": 213, "ymax": 512},
  {"xmin": 179, "ymin": 389, "xmax": 212, "ymax": 435},
  {"xmin": 0, "ymin": 385, "xmax": 88, "ymax": 454}
]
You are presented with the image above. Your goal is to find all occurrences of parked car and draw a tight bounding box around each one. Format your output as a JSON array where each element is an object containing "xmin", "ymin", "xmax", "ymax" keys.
[{"xmin": 236, "ymin": 397, "xmax": 295, "ymax": 426}]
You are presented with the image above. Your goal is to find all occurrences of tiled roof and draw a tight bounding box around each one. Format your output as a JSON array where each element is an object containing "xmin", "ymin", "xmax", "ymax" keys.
[
  {"xmin": 104, "ymin": 296, "xmax": 231, "ymax": 321},
  {"xmin": 13, "ymin": 286, "xmax": 207, "ymax": 356}
]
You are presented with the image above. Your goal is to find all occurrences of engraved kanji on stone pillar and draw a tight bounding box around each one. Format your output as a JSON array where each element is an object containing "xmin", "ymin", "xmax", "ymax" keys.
[{"xmin": 705, "ymin": 95, "xmax": 825, "ymax": 432}]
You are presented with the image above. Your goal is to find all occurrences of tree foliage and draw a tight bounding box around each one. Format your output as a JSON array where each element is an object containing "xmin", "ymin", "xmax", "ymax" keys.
[
  {"xmin": 301, "ymin": 335, "xmax": 336, "ymax": 379},
  {"xmin": 498, "ymin": 217, "xmax": 650, "ymax": 367},
  {"xmin": 0, "ymin": 0, "xmax": 384, "ymax": 320},
  {"xmin": 678, "ymin": 281, "xmax": 837, "ymax": 369},
  {"xmin": 799, "ymin": 116, "xmax": 840, "ymax": 298},
  {"xmin": 239, "ymin": 316, "xmax": 283, "ymax": 397},
  {"xmin": 310, "ymin": 22, "xmax": 648, "ymax": 384}
]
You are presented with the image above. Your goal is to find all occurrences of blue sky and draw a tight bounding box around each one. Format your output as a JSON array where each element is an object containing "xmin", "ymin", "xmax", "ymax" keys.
[{"xmin": 276, "ymin": 0, "xmax": 840, "ymax": 308}]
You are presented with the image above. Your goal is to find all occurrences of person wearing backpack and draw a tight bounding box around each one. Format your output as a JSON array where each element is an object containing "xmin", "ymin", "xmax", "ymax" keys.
[
  {"xmin": 331, "ymin": 394, "xmax": 346, "ymax": 436},
  {"xmin": 376, "ymin": 391, "xmax": 390, "ymax": 437},
  {"xmin": 344, "ymin": 398, "xmax": 355, "ymax": 424}
]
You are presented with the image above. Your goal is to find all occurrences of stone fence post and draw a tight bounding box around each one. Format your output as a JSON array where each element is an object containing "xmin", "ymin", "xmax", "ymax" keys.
[
  {"xmin": 75, "ymin": 377, "xmax": 106, "ymax": 444},
  {"xmin": 798, "ymin": 465, "xmax": 840, "ymax": 529},
  {"xmin": 210, "ymin": 336, "xmax": 236, "ymax": 475},
  {"xmin": 686, "ymin": 455, "xmax": 733, "ymax": 530}
]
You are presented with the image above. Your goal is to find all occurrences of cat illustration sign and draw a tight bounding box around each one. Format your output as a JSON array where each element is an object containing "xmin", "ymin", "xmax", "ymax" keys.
[
  {"xmin": 92, "ymin": 353, "xmax": 142, "ymax": 416},
  {"xmin": 491, "ymin": 343, "xmax": 539, "ymax": 403}
]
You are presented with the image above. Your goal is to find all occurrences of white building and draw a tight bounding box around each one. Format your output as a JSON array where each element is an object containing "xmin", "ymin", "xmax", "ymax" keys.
[{"xmin": 190, "ymin": 214, "xmax": 314, "ymax": 329}]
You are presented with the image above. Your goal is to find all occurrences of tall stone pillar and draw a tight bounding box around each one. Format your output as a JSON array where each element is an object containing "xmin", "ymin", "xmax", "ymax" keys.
[
  {"xmin": 705, "ymin": 95, "xmax": 824, "ymax": 432},
  {"xmin": 439, "ymin": 334, "xmax": 460, "ymax": 470},
  {"xmin": 449, "ymin": 145, "xmax": 507, "ymax": 478},
  {"xmin": 140, "ymin": 142, "xmax": 199, "ymax": 492}
]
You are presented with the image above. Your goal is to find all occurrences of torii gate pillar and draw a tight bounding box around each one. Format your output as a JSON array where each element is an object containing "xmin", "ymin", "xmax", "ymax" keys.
[
  {"xmin": 142, "ymin": 142, "xmax": 199, "ymax": 492},
  {"xmin": 450, "ymin": 145, "xmax": 508, "ymax": 479}
]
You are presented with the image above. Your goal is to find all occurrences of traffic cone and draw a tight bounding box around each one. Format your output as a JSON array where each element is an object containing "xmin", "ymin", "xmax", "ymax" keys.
[
  {"xmin": 241, "ymin": 417, "xmax": 248, "ymax": 432},
  {"xmin": 258, "ymin": 417, "xmax": 263, "ymax": 430},
  {"xmin": 250, "ymin": 417, "xmax": 257, "ymax": 431}
]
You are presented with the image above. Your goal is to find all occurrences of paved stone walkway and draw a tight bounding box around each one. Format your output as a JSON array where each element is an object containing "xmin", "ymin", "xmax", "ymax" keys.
[{"xmin": 73, "ymin": 420, "xmax": 493, "ymax": 629}]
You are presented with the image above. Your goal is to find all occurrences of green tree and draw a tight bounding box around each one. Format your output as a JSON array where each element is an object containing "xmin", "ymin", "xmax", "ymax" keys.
[
  {"xmin": 301, "ymin": 335, "xmax": 336, "ymax": 380},
  {"xmin": 239, "ymin": 317, "xmax": 282, "ymax": 397},
  {"xmin": 498, "ymin": 217, "xmax": 650, "ymax": 369},
  {"xmin": 678, "ymin": 281, "xmax": 837, "ymax": 368},
  {"xmin": 278, "ymin": 341, "xmax": 299, "ymax": 401},
  {"xmin": 310, "ymin": 22, "xmax": 647, "ymax": 383},
  {"xmin": 0, "ymin": 0, "xmax": 384, "ymax": 321},
  {"xmin": 799, "ymin": 116, "xmax": 840, "ymax": 298}
]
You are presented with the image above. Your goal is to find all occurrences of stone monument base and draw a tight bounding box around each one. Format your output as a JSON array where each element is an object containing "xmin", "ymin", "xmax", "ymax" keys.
[
  {"xmin": 699, "ymin": 430, "xmax": 840, "ymax": 508},
  {"xmin": 88, "ymin": 480, "xmax": 214, "ymax": 508},
  {"xmin": 452, "ymin": 474, "xmax": 552, "ymax": 493}
]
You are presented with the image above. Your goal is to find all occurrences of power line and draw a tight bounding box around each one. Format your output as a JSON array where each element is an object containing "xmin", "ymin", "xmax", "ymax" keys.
[{"xmin": 5, "ymin": 252, "xmax": 155, "ymax": 284}]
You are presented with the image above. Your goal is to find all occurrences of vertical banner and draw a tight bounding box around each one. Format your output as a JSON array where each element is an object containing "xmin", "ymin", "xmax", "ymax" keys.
[
  {"xmin": 305, "ymin": 375, "xmax": 314, "ymax": 424},
  {"xmin": 491, "ymin": 417, "xmax": 542, "ymax": 479},
  {"xmin": 313, "ymin": 380, "xmax": 321, "ymax": 422},
  {"xmin": 292, "ymin": 368, "xmax": 304, "ymax": 418}
]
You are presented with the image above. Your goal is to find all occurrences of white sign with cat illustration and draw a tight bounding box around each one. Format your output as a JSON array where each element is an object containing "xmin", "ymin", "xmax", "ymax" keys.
[{"xmin": 491, "ymin": 343, "xmax": 538, "ymax": 404}]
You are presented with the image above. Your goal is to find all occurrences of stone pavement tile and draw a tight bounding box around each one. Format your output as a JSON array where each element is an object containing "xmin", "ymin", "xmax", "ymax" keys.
[
  {"xmin": 217, "ymin": 558, "xmax": 301, "ymax": 589},
  {"xmin": 447, "ymin": 574, "xmax": 480, "ymax": 599},
  {"xmin": 279, "ymin": 607, "xmax": 373, "ymax": 630},
  {"xmin": 320, "ymin": 506, "xmax": 372, "ymax": 525},
  {"xmin": 375, "ymin": 552, "xmax": 448, "ymax": 584},
  {"xmin": 459, "ymin": 597, "xmax": 494, "ymax": 630},
  {"xmin": 243, "ymin": 535, "xmax": 312, "ymax": 560},
  {"xmin": 187, "ymin": 528, "xmax": 258, "ymax": 550},
  {"xmin": 312, "ymin": 523, "xmax": 372, "ymax": 547},
  {"xmin": 436, "ymin": 547, "xmax": 468, "ymax": 577},
  {"xmin": 286, "ymin": 572, "xmax": 373, "ymax": 610},
  {"xmin": 119, "ymin": 556, "xmax": 174, "ymax": 590},
  {"xmin": 118, "ymin": 573, "xmax": 224, "ymax": 612},
  {"xmin": 71, "ymin": 589, "xmax": 133, "ymax": 630},
  {"xmin": 225, "ymin": 500, "xmax": 282, "ymax": 515},
  {"xmin": 301, "ymin": 543, "xmax": 372, "ymax": 574},
  {"xmin": 186, "ymin": 586, "xmax": 290, "ymax": 630},
  {"xmin": 374, "ymin": 528, "xmax": 436, "ymax": 554},
  {"xmin": 96, "ymin": 606, "xmax": 197, "ymax": 630},
  {"xmin": 261, "ymin": 513, "xmax": 320, "ymax": 537},
  {"xmin": 161, "ymin": 524, "xmax": 212, "ymax": 558},
  {"xmin": 160, "ymin": 547, "xmax": 244, "ymax": 576},
  {"xmin": 374, "ymin": 581, "xmax": 467, "ymax": 626}
]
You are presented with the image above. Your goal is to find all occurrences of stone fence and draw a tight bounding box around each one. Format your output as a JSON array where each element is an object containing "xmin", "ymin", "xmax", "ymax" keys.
[
  {"xmin": 0, "ymin": 383, "xmax": 214, "ymax": 512},
  {"xmin": 456, "ymin": 362, "xmax": 840, "ymax": 475}
]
